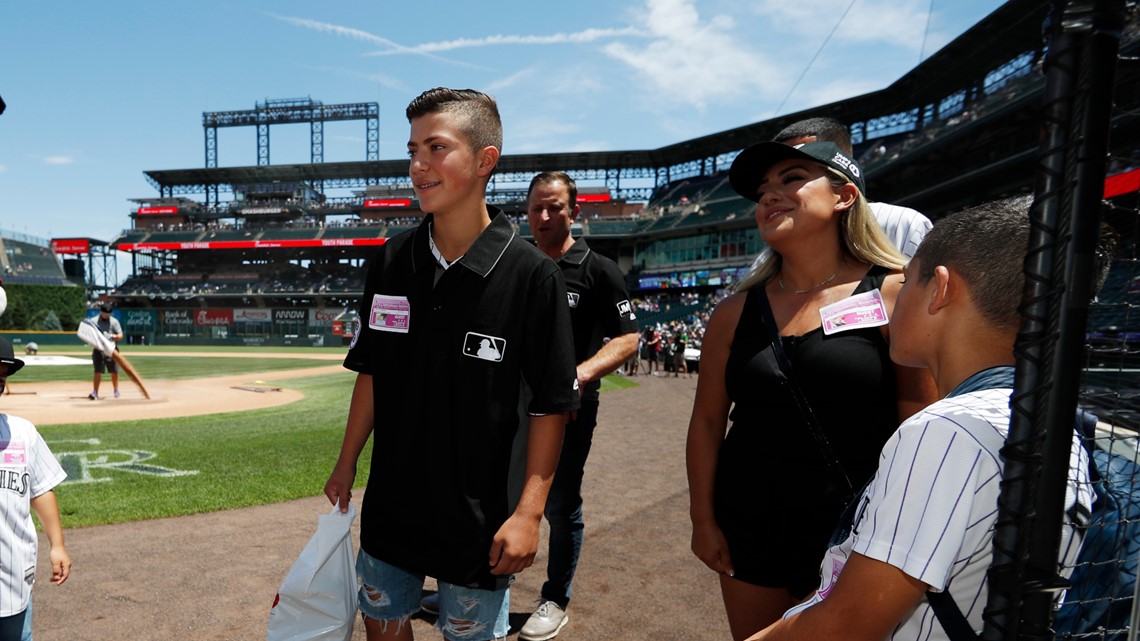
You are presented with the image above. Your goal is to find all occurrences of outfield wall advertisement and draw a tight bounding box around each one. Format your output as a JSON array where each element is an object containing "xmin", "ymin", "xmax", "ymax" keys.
[{"xmin": 119, "ymin": 308, "xmax": 353, "ymax": 346}]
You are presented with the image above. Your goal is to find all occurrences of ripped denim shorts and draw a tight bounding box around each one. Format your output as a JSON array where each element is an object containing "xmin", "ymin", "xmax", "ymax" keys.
[{"xmin": 356, "ymin": 549, "xmax": 511, "ymax": 641}]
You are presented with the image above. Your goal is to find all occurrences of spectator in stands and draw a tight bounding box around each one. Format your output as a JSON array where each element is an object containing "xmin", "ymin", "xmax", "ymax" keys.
[
  {"xmin": 686, "ymin": 141, "xmax": 937, "ymax": 640},
  {"xmin": 89, "ymin": 304, "xmax": 122, "ymax": 400},
  {"xmin": 745, "ymin": 198, "xmax": 1095, "ymax": 641},
  {"xmin": 488, "ymin": 170, "xmax": 639, "ymax": 641},
  {"xmin": 773, "ymin": 117, "xmax": 933, "ymax": 258},
  {"xmin": 324, "ymin": 87, "xmax": 578, "ymax": 641}
]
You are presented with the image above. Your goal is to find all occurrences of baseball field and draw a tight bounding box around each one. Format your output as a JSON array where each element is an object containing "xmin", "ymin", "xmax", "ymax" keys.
[{"xmin": 15, "ymin": 346, "xmax": 727, "ymax": 640}]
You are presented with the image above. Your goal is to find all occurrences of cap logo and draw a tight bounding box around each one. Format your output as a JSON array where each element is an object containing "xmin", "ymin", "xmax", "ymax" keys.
[{"xmin": 831, "ymin": 152, "xmax": 860, "ymax": 178}]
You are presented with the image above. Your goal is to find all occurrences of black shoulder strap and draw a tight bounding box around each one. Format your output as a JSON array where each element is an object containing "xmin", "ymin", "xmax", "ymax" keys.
[
  {"xmin": 927, "ymin": 587, "xmax": 981, "ymax": 641},
  {"xmin": 754, "ymin": 286, "xmax": 855, "ymax": 502}
]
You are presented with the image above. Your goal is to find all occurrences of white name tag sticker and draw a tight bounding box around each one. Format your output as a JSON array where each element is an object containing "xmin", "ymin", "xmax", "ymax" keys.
[
  {"xmin": 820, "ymin": 289, "xmax": 889, "ymax": 335},
  {"xmin": 369, "ymin": 294, "xmax": 411, "ymax": 333}
]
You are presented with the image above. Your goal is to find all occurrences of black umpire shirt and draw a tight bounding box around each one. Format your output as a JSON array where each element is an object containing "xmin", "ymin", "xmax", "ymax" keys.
[
  {"xmin": 557, "ymin": 238, "xmax": 639, "ymax": 402},
  {"xmin": 344, "ymin": 208, "xmax": 580, "ymax": 590}
]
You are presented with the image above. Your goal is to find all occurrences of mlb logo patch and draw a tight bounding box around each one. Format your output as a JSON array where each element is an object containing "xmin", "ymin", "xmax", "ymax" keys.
[
  {"xmin": 463, "ymin": 332, "xmax": 506, "ymax": 362},
  {"xmin": 567, "ymin": 293, "xmax": 580, "ymax": 308},
  {"xmin": 617, "ymin": 299, "xmax": 636, "ymax": 320}
]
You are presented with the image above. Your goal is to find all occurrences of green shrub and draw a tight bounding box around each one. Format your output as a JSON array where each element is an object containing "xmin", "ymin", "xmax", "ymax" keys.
[{"xmin": 0, "ymin": 284, "xmax": 85, "ymax": 330}]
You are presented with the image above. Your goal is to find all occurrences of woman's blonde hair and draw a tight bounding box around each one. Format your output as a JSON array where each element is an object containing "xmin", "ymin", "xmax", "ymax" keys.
[{"xmin": 733, "ymin": 168, "xmax": 906, "ymax": 292}]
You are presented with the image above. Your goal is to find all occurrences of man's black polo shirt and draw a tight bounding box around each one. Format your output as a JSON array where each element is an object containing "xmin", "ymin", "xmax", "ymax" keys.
[
  {"xmin": 558, "ymin": 238, "xmax": 639, "ymax": 402},
  {"xmin": 344, "ymin": 209, "xmax": 579, "ymax": 590}
]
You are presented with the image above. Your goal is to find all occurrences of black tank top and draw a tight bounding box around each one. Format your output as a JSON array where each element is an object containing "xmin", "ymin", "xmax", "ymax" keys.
[{"xmin": 718, "ymin": 265, "xmax": 899, "ymax": 513}]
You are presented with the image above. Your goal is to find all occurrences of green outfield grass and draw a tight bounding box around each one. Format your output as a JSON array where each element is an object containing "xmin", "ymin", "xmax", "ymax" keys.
[
  {"xmin": 31, "ymin": 354, "xmax": 637, "ymax": 528},
  {"xmin": 41, "ymin": 369, "xmax": 358, "ymax": 528},
  {"xmin": 599, "ymin": 374, "xmax": 638, "ymax": 392}
]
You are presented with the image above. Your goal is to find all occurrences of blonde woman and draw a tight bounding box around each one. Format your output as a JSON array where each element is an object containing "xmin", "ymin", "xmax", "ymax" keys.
[{"xmin": 686, "ymin": 141, "xmax": 937, "ymax": 640}]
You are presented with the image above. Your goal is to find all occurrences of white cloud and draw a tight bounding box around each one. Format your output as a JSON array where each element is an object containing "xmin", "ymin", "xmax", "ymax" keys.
[
  {"xmin": 43, "ymin": 156, "xmax": 76, "ymax": 165},
  {"xmin": 0, "ymin": 164, "xmax": 6, "ymax": 173},
  {"xmin": 504, "ymin": 117, "xmax": 586, "ymax": 153},
  {"xmin": 601, "ymin": 0, "xmax": 787, "ymax": 110},
  {"xmin": 750, "ymin": 0, "xmax": 930, "ymax": 52},
  {"xmin": 273, "ymin": 15, "xmax": 489, "ymax": 70},
  {"xmin": 375, "ymin": 27, "xmax": 645, "ymax": 55},
  {"xmin": 485, "ymin": 67, "xmax": 541, "ymax": 93},
  {"xmin": 299, "ymin": 64, "xmax": 415, "ymax": 95}
]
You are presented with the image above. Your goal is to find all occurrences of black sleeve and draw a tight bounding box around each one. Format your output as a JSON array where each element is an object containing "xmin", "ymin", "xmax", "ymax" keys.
[
  {"xmin": 596, "ymin": 258, "xmax": 640, "ymax": 338},
  {"xmin": 343, "ymin": 244, "xmax": 387, "ymax": 375},
  {"xmin": 521, "ymin": 265, "xmax": 580, "ymax": 415}
]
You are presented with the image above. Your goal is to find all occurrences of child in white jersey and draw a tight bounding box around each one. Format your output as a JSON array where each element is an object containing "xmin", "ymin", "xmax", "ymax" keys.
[
  {"xmin": 747, "ymin": 197, "xmax": 1095, "ymax": 641},
  {"xmin": 0, "ymin": 337, "xmax": 70, "ymax": 641}
]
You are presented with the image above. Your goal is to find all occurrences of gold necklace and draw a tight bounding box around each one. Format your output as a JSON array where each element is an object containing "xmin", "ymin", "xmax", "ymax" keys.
[{"xmin": 779, "ymin": 272, "xmax": 838, "ymax": 295}]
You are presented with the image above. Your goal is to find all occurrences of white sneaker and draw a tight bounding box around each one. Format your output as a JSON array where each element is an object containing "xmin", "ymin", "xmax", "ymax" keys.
[{"xmin": 519, "ymin": 601, "xmax": 568, "ymax": 641}]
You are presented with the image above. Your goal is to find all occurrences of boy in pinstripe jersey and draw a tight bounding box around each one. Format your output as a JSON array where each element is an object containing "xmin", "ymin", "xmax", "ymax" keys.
[
  {"xmin": 747, "ymin": 198, "xmax": 1094, "ymax": 640},
  {"xmin": 0, "ymin": 338, "xmax": 69, "ymax": 640}
]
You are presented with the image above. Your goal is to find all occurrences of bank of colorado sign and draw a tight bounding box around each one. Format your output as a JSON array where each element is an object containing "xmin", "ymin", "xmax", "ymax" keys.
[{"xmin": 160, "ymin": 310, "xmax": 194, "ymax": 327}]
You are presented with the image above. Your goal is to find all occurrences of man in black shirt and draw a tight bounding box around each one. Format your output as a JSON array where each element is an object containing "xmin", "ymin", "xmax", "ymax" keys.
[{"xmin": 519, "ymin": 171, "xmax": 639, "ymax": 640}]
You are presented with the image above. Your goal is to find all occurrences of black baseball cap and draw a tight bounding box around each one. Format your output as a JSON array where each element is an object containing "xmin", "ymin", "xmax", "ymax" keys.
[
  {"xmin": 0, "ymin": 337, "xmax": 25, "ymax": 375},
  {"xmin": 99, "ymin": 303, "xmax": 113, "ymax": 313},
  {"xmin": 729, "ymin": 141, "xmax": 866, "ymax": 202}
]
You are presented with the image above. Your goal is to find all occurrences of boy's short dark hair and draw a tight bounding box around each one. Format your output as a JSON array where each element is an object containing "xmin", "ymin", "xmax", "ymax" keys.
[
  {"xmin": 774, "ymin": 117, "xmax": 853, "ymax": 155},
  {"xmin": 406, "ymin": 87, "xmax": 503, "ymax": 155},
  {"xmin": 913, "ymin": 196, "xmax": 1032, "ymax": 331},
  {"xmin": 527, "ymin": 171, "xmax": 578, "ymax": 208}
]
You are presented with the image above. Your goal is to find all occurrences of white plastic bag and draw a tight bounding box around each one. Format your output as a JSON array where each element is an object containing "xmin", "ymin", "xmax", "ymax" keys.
[{"xmin": 268, "ymin": 504, "xmax": 357, "ymax": 641}]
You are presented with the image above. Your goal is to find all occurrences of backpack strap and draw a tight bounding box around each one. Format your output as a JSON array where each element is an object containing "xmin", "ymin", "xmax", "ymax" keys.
[
  {"xmin": 927, "ymin": 585, "xmax": 981, "ymax": 641},
  {"xmin": 753, "ymin": 285, "xmax": 855, "ymax": 503}
]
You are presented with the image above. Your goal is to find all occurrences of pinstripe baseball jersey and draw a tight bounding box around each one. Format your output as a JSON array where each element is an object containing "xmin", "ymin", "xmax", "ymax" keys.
[
  {"xmin": 0, "ymin": 414, "xmax": 66, "ymax": 617},
  {"xmin": 785, "ymin": 388, "xmax": 1094, "ymax": 640},
  {"xmin": 869, "ymin": 202, "xmax": 932, "ymax": 259}
]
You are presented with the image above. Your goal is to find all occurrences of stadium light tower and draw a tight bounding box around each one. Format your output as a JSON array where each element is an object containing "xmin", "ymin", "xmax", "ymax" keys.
[{"xmin": 202, "ymin": 97, "xmax": 380, "ymax": 168}]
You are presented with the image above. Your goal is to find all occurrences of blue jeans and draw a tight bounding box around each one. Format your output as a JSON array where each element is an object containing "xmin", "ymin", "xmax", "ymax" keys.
[
  {"xmin": 356, "ymin": 550, "xmax": 510, "ymax": 641},
  {"xmin": 0, "ymin": 601, "xmax": 28, "ymax": 641},
  {"xmin": 540, "ymin": 400, "xmax": 599, "ymax": 609},
  {"xmin": 21, "ymin": 596, "xmax": 31, "ymax": 641}
]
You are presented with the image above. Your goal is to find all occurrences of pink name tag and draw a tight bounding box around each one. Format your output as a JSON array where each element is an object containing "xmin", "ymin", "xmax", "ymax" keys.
[
  {"xmin": 369, "ymin": 294, "xmax": 410, "ymax": 334},
  {"xmin": 820, "ymin": 289, "xmax": 889, "ymax": 335},
  {"xmin": 0, "ymin": 441, "xmax": 26, "ymax": 465}
]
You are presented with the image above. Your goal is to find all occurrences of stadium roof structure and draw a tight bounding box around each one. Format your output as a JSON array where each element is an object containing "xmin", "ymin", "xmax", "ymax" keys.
[{"xmin": 141, "ymin": 0, "xmax": 1135, "ymax": 220}]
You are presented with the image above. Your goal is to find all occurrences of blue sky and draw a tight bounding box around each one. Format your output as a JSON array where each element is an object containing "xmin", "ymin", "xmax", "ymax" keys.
[{"xmin": 1, "ymin": 0, "xmax": 1003, "ymax": 245}]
